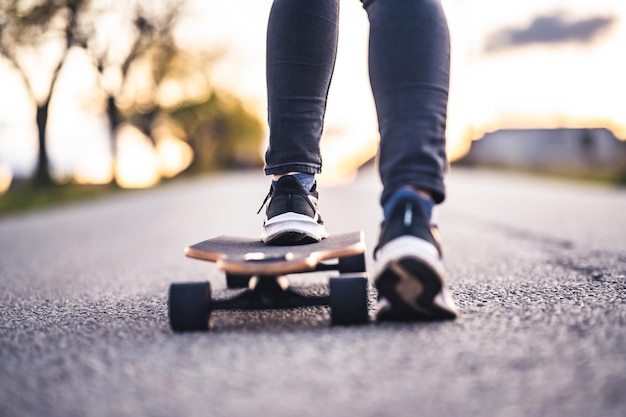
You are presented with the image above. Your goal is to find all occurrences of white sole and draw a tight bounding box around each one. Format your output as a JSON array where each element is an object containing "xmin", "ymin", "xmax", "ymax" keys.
[
  {"xmin": 374, "ymin": 236, "xmax": 458, "ymax": 320},
  {"xmin": 374, "ymin": 236, "xmax": 444, "ymax": 281},
  {"xmin": 261, "ymin": 213, "xmax": 329, "ymax": 244}
]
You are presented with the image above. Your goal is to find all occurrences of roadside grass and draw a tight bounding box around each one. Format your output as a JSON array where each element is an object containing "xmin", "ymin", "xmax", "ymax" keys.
[
  {"xmin": 0, "ymin": 182, "xmax": 124, "ymax": 217},
  {"xmin": 1, "ymin": 167, "xmax": 623, "ymax": 218},
  {"xmin": 512, "ymin": 169, "xmax": 626, "ymax": 187},
  {"xmin": 452, "ymin": 163, "xmax": 626, "ymax": 188}
]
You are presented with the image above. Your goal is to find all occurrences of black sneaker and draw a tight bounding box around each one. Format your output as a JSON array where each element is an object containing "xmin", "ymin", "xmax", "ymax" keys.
[
  {"xmin": 373, "ymin": 195, "xmax": 458, "ymax": 321},
  {"xmin": 258, "ymin": 175, "xmax": 329, "ymax": 245}
]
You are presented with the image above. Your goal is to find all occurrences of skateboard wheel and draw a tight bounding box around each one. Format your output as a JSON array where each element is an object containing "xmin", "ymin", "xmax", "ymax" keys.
[
  {"xmin": 338, "ymin": 253, "xmax": 366, "ymax": 274},
  {"xmin": 168, "ymin": 282, "xmax": 212, "ymax": 332},
  {"xmin": 225, "ymin": 273, "xmax": 251, "ymax": 289},
  {"xmin": 329, "ymin": 274, "xmax": 369, "ymax": 325}
]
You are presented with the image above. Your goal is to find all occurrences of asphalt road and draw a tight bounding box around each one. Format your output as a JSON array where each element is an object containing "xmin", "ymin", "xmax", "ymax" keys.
[{"xmin": 1, "ymin": 167, "xmax": 625, "ymax": 417}]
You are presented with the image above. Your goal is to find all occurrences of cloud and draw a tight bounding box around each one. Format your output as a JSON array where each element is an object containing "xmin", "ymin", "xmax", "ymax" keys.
[{"xmin": 485, "ymin": 12, "xmax": 616, "ymax": 53}]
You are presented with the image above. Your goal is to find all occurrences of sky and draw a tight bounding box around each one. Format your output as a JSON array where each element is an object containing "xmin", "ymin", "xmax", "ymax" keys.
[
  {"xmin": 449, "ymin": 0, "xmax": 626, "ymax": 151},
  {"xmin": 0, "ymin": 0, "xmax": 624, "ymax": 188}
]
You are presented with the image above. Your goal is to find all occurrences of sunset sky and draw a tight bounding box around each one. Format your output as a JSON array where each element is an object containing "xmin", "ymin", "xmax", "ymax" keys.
[{"xmin": 0, "ymin": 0, "xmax": 624, "ymax": 187}]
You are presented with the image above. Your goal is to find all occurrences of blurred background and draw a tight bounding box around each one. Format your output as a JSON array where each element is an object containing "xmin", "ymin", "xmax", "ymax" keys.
[{"xmin": 0, "ymin": 0, "xmax": 625, "ymax": 206}]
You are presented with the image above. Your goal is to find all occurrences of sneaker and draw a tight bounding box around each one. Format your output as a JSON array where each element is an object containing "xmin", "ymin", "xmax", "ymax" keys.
[
  {"xmin": 258, "ymin": 175, "xmax": 329, "ymax": 245},
  {"xmin": 373, "ymin": 195, "xmax": 459, "ymax": 321}
]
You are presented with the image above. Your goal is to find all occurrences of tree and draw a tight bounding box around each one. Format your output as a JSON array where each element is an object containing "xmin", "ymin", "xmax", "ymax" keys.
[
  {"xmin": 170, "ymin": 93, "xmax": 264, "ymax": 172},
  {"xmin": 1, "ymin": 0, "xmax": 264, "ymax": 188},
  {"xmin": 78, "ymin": 1, "xmax": 180, "ymax": 158},
  {"xmin": 0, "ymin": 0, "xmax": 89, "ymax": 187},
  {"xmin": 80, "ymin": 0, "xmax": 263, "ymax": 176}
]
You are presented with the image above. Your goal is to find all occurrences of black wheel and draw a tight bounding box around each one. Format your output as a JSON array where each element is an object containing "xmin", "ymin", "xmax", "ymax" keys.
[
  {"xmin": 226, "ymin": 273, "xmax": 251, "ymax": 289},
  {"xmin": 329, "ymin": 274, "xmax": 369, "ymax": 325},
  {"xmin": 338, "ymin": 253, "xmax": 366, "ymax": 274},
  {"xmin": 168, "ymin": 281, "xmax": 212, "ymax": 332}
]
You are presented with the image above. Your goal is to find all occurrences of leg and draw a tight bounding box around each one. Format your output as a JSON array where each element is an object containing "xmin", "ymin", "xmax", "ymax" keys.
[
  {"xmin": 363, "ymin": 0, "xmax": 458, "ymax": 320},
  {"xmin": 364, "ymin": 0, "xmax": 450, "ymax": 205},
  {"xmin": 260, "ymin": 0, "xmax": 339, "ymax": 245},
  {"xmin": 264, "ymin": 0, "xmax": 339, "ymax": 176}
]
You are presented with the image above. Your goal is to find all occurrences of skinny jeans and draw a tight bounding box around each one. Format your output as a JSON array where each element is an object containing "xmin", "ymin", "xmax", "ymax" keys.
[{"xmin": 264, "ymin": 0, "xmax": 450, "ymax": 204}]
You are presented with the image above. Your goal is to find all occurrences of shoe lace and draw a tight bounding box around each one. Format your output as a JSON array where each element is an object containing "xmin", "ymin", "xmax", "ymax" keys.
[
  {"xmin": 373, "ymin": 201, "xmax": 413, "ymax": 259},
  {"xmin": 256, "ymin": 186, "xmax": 273, "ymax": 214},
  {"xmin": 373, "ymin": 201, "xmax": 441, "ymax": 260}
]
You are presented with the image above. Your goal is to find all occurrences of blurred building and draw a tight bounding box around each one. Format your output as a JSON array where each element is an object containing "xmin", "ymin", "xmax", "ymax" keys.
[{"xmin": 457, "ymin": 128, "xmax": 626, "ymax": 182}]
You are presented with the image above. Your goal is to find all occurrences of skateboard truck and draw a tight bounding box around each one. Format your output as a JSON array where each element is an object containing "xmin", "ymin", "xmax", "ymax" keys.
[{"xmin": 212, "ymin": 275, "xmax": 329, "ymax": 310}]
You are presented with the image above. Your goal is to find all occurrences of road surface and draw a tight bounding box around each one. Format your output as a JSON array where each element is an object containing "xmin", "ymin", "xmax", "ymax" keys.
[{"xmin": 1, "ymin": 167, "xmax": 625, "ymax": 417}]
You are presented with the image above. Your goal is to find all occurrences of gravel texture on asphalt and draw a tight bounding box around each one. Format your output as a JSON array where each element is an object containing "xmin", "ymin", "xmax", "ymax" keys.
[{"xmin": 1, "ymin": 168, "xmax": 625, "ymax": 417}]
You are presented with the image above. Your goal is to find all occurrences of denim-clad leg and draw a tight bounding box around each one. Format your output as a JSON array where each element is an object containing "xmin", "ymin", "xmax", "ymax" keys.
[
  {"xmin": 264, "ymin": 0, "xmax": 450, "ymax": 204},
  {"xmin": 364, "ymin": 0, "xmax": 450, "ymax": 204},
  {"xmin": 264, "ymin": 0, "xmax": 339, "ymax": 176}
]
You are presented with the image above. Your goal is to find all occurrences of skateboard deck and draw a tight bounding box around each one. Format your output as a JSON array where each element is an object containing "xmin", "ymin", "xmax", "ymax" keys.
[{"xmin": 185, "ymin": 231, "xmax": 365, "ymax": 276}]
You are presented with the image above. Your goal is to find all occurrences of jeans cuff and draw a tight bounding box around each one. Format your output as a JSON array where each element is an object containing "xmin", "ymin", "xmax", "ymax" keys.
[{"xmin": 264, "ymin": 163, "xmax": 322, "ymax": 176}]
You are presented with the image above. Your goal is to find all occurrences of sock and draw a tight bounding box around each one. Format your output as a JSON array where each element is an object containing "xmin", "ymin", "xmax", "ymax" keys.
[
  {"xmin": 293, "ymin": 173, "xmax": 316, "ymax": 191},
  {"xmin": 271, "ymin": 173, "xmax": 316, "ymax": 192},
  {"xmin": 383, "ymin": 187, "xmax": 434, "ymax": 221}
]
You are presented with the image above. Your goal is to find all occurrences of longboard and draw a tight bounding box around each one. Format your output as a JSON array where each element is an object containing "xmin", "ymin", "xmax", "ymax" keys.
[{"xmin": 168, "ymin": 231, "xmax": 370, "ymax": 331}]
